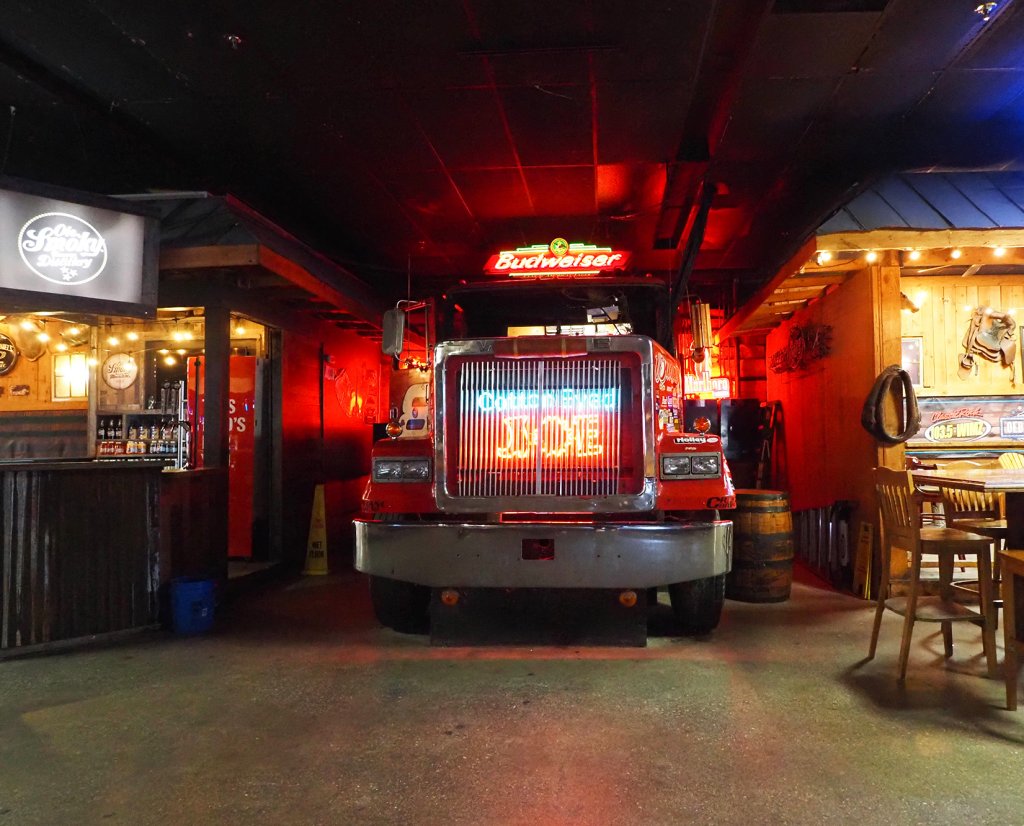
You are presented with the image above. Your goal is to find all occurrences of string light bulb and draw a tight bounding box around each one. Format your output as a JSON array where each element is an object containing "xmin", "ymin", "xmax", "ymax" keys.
[
  {"xmin": 907, "ymin": 250, "xmax": 922, "ymax": 261},
  {"xmin": 865, "ymin": 251, "xmax": 878, "ymax": 263},
  {"xmin": 107, "ymin": 335, "xmax": 120, "ymax": 347},
  {"xmin": 815, "ymin": 250, "xmax": 832, "ymax": 265},
  {"xmin": 994, "ymin": 246, "xmax": 1007, "ymax": 257},
  {"xmin": 126, "ymin": 330, "xmax": 139, "ymax": 342},
  {"xmin": 950, "ymin": 249, "xmax": 962, "ymax": 259},
  {"xmin": 163, "ymin": 355, "xmax": 177, "ymax": 366}
]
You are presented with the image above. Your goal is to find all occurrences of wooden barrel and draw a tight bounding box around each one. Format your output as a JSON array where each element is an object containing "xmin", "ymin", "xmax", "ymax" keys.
[{"xmin": 726, "ymin": 489, "xmax": 794, "ymax": 603}]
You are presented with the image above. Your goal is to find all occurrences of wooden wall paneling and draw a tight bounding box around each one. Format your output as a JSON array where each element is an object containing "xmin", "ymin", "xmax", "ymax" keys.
[
  {"xmin": 941, "ymin": 284, "xmax": 957, "ymax": 394},
  {"xmin": 1009, "ymin": 283, "xmax": 1024, "ymax": 316},
  {"xmin": 901, "ymin": 276, "xmax": 1022, "ymax": 396}
]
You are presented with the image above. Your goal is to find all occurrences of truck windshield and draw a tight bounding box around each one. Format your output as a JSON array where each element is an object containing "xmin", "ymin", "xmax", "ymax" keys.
[{"xmin": 437, "ymin": 279, "xmax": 673, "ymax": 349}]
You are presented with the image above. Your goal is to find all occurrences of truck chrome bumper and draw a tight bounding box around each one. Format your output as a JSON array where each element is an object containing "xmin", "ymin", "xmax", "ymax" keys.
[{"xmin": 353, "ymin": 519, "xmax": 732, "ymax": 588}]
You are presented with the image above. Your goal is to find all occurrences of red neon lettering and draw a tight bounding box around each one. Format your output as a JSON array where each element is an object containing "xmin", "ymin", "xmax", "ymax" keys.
[{"xmin": 495, "ymin": 414, "xmax": 604, "ymax": 460}]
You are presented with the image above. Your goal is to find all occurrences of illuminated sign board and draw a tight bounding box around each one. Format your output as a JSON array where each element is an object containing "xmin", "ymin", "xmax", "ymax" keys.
[
  {"xmin": 475, "ymin": 388, "xmax": 619, "ymax": 413},
  {"xmin": 0, "ymin": 181, "xmax": 158, "ymax": 316},
  {"xmin": 483, "ymin": 238, "xmax": 631, "ymax": 278},
  {"xmin": 472, "ymin": 387, "xmax": 620, "ymax": 460},
  {"xmin": 906, "ymin": 397, "xmax": 1024, "ymax": 447},
  {"xmin": 495, "ymin": 414, "xmax": 605, "ymax": 460},
  {"xmin": 684, "ymin": 374, "xmax": 731, "ymax": 399}
]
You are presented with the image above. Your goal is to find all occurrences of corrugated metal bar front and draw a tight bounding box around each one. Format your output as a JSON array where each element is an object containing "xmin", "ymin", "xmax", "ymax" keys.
[
  {"xmin": 456, "ymin": 357, "xmax": 622, "ymax": 499},
  {"xmin": 0, "ymin": 465, "xmax": 160, "ymax": 651}
]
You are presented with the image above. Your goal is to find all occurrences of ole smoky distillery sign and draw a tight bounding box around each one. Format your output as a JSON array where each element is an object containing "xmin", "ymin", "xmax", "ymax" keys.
[
  {"xmin": 19, "ymin": 212, "xmax": 108, "ymax": 285},
  {"xmin": 0, "ymin": 185, "xmax": 152, "ymax": 311}
]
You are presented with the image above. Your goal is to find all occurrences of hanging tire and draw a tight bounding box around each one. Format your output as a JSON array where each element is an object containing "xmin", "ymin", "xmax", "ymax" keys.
[
  {"xmin": 668, "ymin": 574, "xmax": 726, "ymax": 635},
  {"xmin": 369, "ymin": 575, "xmax": 430, "ymax": 634}
]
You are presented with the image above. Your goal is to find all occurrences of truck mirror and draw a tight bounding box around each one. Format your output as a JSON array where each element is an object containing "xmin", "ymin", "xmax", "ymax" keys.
[{"xmin": 382, "ymin": 308, "xmax": 405, "ymax": 356}]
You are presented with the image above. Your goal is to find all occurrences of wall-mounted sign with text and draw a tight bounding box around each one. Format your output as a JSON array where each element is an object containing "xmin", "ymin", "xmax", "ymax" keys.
[
  {"xmin": 483, "ymin": 238, "xmax": 631, "ymax": 278},
  {"xmin": 101, "ymin": 353, "xmax": 139, "ymax": 390},
  {"xmin": 0, "ymin": 180, "xmax": 158, "ymax": 315},
  {"xmin": 906, "ymin": 396, "xmax": 1024, "ymax": 448},
  {"xmin": 0, "ymin": 332, "xmax": 18, "ymax": 376}
]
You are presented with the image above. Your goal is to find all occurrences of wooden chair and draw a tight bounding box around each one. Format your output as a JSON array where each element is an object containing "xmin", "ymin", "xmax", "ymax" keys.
[
  {"xmin": 869, "ymin": 467, "xmax": 998, "ymax": 681},
  {"xmin": 940, "ymin": 486, "xmax": 1007, "ymax": 623},
  {"xmin": 999, "ymin": 452, "xmax": 1024, "ymax": 470}
]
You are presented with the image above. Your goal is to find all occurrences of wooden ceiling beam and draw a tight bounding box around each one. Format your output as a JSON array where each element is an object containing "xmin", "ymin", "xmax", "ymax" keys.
[
  {"xmin": 719, "ymin": 237, "xmax": 817, "ymax": 340},
  {"xmin": 817, "ymin": 228, "xmax": 1024, "ymax": 253},
  {"xmin": 160, "ymin": 245, "xmax": 259, "ymax": 270}
]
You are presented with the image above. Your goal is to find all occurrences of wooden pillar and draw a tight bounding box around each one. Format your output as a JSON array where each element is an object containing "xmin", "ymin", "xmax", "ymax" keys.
[
  {"xmin": 869, "ymin": 251, "xmax": 909, "ymax": 591},
  {"xmin": 871, "ymin": 251, "xmax": 905, "ymax": 471},
  {"xmin": 202, "ymin": 305, "xmax": 230, "ymax": 469}
]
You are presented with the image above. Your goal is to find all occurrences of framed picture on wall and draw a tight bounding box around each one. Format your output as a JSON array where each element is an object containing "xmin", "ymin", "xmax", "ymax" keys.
[{"xmin": 902, "ymin": 336, "xmax": 923, "ymax": 386}]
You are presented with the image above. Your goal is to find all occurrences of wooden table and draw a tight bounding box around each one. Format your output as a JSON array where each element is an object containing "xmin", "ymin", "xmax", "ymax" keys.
[
  {"xmin": 913, "ymin": 468, "xmax": 1024, "ymax": 710},
  {"xmin": 911, "ymin": 468, "xmax": 1024, "ymax": 548},
  {"xmin": 999, "ymin": 550, "xmax": 1024, "ymax": 710}
]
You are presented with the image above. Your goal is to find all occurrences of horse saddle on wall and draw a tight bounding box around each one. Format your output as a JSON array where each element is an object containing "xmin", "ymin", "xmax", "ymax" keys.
[{"xmin": 958, "ymin": 307, "xmax": 1017, "ymax": 385}]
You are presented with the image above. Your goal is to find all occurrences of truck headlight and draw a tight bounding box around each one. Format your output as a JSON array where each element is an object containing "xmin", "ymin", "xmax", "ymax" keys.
[
  {"xmin": 661, "ymin": 455, "xmax": 690, "ymax": 477},
  {"xmin": 400, "ymin": 458, "xmax": 431, "ymax": 480},
  {"xmin": 373, "ymin": 457, "xmax": 431, "ymax": 482},
  {"xmin": 690, "ymin": 454, "xmax": 720, "ymax": 475}
]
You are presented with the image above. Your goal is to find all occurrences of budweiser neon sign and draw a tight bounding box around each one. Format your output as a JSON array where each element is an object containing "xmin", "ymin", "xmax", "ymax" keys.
[{"xmin": 483, "ymin": 238, "xmax": 630, "ymax": 277}]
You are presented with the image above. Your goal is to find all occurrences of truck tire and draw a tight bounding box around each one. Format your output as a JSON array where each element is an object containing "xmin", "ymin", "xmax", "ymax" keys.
[
  {"xmin": 369, "ymin": 575, "xmax": 430, "ymax": 634},
  {"xmin": 668, "ymin": 574, "xmax": 725, "ymax": 635}
]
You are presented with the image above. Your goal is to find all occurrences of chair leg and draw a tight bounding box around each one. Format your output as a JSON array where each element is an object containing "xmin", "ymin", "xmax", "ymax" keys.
[
  {"xmin": 939, "ymin": 553, "xmax": 954, "ymax": 658},
  {"xmin": 978, "ymin": 546, "xmax": 998, "ymax": 678},
  {"xmin": 1004, "ymin": 568, "xmax": 1019, "ymax": 710},
  {"xmin": 898, "ymin": 549, "xmax": 923, "ymax": 683},
  {"xmin": 868, "ymin": 540, "xmax": 892, "ymax": 660}
]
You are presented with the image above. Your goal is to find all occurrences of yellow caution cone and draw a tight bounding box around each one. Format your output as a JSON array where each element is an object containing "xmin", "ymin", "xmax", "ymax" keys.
[{"xmin": 303, "ymin": 483, "xmax": 329, "ymax": 575}]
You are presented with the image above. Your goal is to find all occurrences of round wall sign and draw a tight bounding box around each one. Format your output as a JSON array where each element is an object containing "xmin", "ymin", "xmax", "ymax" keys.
[
  {"xmin": 101, "ymin": 353, "xmax": 138, "ymax": 389},
  {"xmin": 0, "ymin": 333, "xmax": 18, "ymax": 376}
]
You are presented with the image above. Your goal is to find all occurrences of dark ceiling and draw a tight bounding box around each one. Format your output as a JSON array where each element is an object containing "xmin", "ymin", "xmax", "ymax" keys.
[{"xmin": 2, "ymin": 0, "xmax": 1024, "ymax": 313}]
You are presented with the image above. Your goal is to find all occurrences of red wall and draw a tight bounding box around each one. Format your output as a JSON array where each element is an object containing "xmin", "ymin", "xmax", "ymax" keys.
[{"xmin": 281, "ymin": 325, "xmax": 383, "ymax": 567}]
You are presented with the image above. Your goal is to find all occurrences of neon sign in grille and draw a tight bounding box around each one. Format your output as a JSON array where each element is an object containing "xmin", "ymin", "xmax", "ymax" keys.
[{"xmin": 456, "ymin": 358, "xmax": 622, "ymax": 497}]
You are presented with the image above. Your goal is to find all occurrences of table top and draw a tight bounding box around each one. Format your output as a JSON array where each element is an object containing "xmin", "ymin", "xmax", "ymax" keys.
[{"xmin": 912, "ymin": 467, "xmax": 1024, "ymax": 493}]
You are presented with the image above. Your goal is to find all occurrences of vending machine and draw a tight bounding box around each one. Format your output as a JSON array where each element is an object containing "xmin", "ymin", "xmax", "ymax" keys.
[{"xmin": 187, "ymin": 355, "xmax": 261, "ymax": 559}]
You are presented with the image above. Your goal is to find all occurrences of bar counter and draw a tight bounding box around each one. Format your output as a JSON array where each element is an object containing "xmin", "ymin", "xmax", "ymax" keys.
[{"xmin": 0, "ymin": 461, "xmax": 227, "ymax": 653}]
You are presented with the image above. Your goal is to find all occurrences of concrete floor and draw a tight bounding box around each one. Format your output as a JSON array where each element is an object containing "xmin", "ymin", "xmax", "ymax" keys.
[{"xmin": 1, "ymin": 566, "xmax": 1022, "ymax": 826}]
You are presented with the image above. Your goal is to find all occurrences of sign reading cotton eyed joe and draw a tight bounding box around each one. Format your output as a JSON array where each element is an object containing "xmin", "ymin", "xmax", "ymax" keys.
[
  {"xmin": 484, "ymin": 238, "xmax": 631, "ymax": 278},
  {"xmin": 0, "ymin": 183, "xmax": 157, "ymax": 314}
]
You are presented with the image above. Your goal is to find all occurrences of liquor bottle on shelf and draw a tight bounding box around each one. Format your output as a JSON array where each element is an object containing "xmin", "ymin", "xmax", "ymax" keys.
[{"xmin": 115, "ymin": 418, "xmax": 123, "ymax": 439}]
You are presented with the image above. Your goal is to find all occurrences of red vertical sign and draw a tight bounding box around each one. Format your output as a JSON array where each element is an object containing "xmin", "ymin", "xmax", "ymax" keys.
[{"xmin": 187, "ymin": 355, "xmax": 257, "ymax": 558}]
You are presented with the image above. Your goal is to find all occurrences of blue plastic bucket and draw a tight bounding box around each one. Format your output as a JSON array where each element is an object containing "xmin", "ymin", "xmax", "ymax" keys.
[{"xmin": 171, "ymin": 578, "xmax": 216, "ymax": 635}]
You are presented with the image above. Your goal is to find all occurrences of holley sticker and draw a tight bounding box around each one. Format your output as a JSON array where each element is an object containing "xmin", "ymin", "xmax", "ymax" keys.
[{"xmin": 673, "ymin": 435, "xmax": 719, "ymax": 445}]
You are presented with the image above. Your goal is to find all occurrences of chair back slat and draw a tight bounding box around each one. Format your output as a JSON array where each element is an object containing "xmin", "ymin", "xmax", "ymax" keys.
[
  {"xmin": 940, "ymin": 486, "xmax": 1002, "ymax": 521},
  {"xmin": 999, "ymin": 452, "xmax": 1024, "ymax": 470},
  {"xmin": 873, "ymin": 466, "xmax": 921, "ymax": 551}
]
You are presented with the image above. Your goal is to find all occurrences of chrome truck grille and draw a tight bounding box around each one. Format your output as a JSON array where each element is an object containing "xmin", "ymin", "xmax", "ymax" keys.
[{"xmin": 434, "ymin": 338, "xmax": 656, "ymax": 512}]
